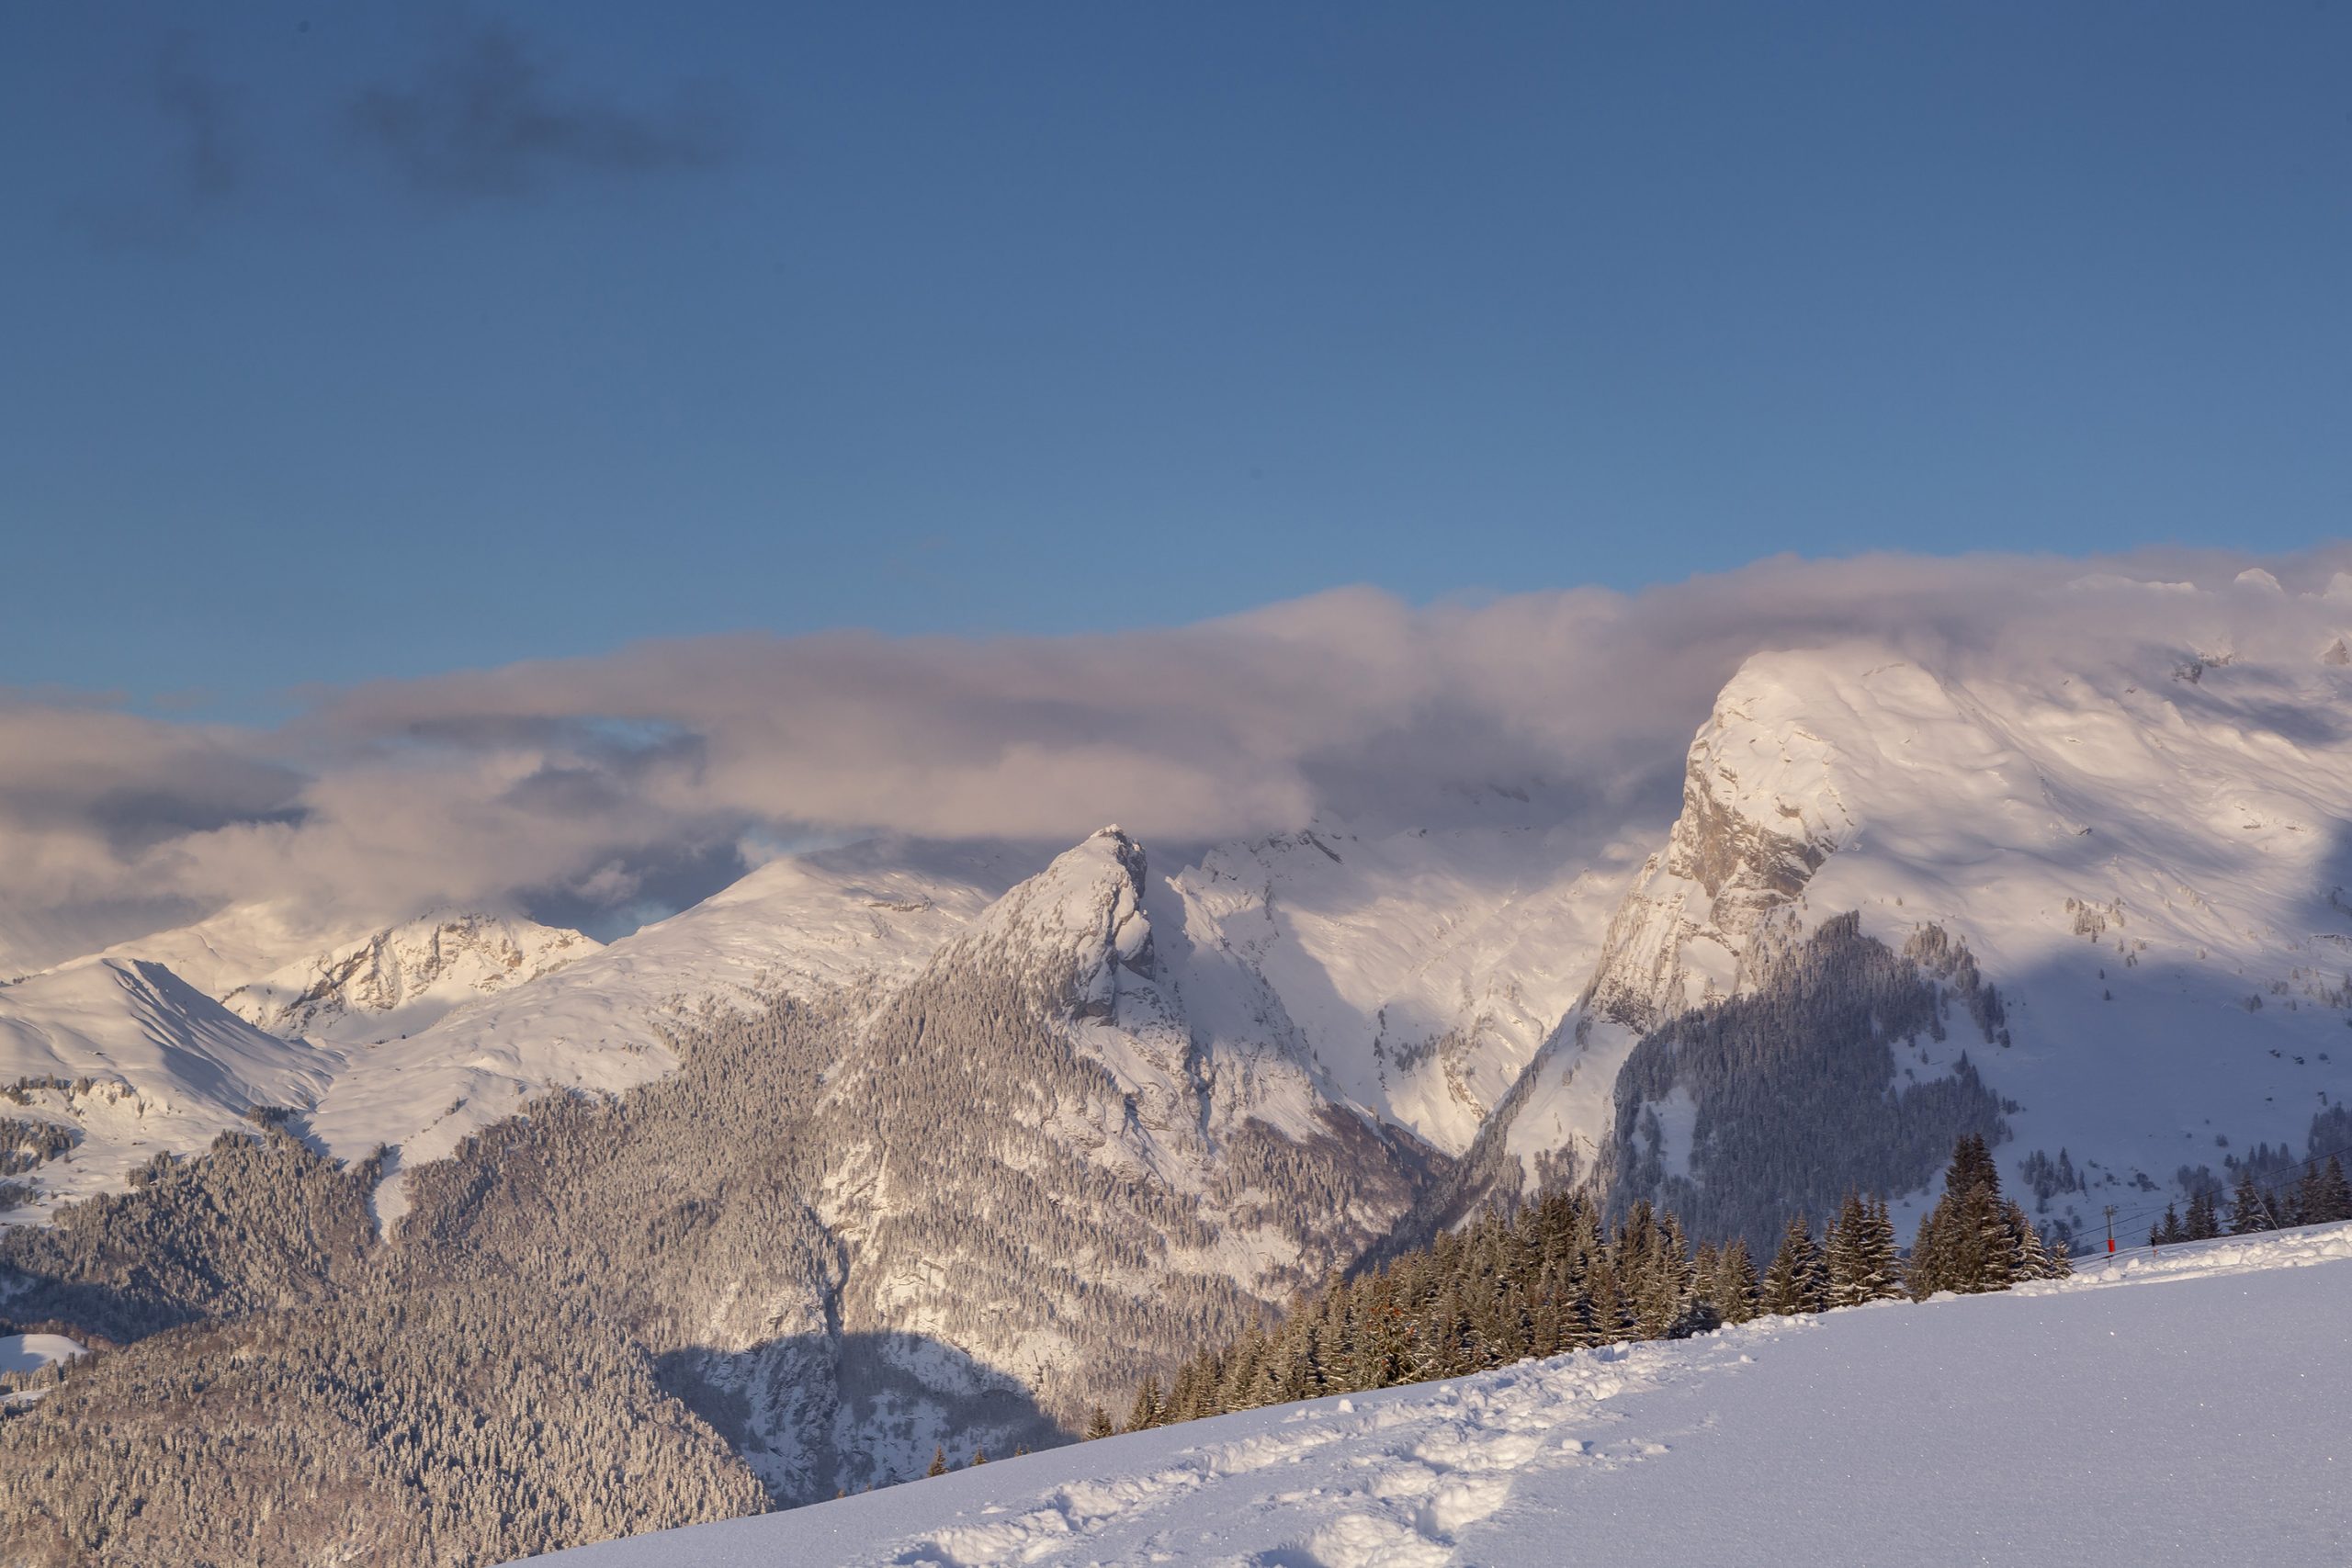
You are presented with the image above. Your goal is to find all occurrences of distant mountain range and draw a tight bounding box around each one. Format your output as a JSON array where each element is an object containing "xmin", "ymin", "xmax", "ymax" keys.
[{"xmin": 6, "ymin": 597, "xmax": 2352, "ymax": 1560}]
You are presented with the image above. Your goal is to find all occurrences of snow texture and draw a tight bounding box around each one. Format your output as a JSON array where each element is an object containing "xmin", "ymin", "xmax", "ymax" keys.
[
  {"xmin": 0, "ymin": 1332, "xmax": 85, "ymax": 1374},
  {"xmin": 533, "ymin": 1224, "xmax": 2352, "ymax": 1568}
]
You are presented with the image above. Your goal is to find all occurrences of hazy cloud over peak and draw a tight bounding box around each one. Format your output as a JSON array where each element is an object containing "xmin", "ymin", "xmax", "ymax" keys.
[{"xmin": 4, "ymin": 548, "xmax": 2349, "ymax": 971}]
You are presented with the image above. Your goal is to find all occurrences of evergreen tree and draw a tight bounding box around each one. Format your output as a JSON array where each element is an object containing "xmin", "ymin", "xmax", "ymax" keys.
[
  {"xmin": 1911, "ymin": 1203, "xmax": 1955, "ymax": 1299},
  {"xmin": 1935, "ymin": 1181, "xmax": 2008, "ymax": 1292},
  {"xmin": 2314, "ymin": 1156, "xmax": 2352, "ymax": 1224},
  {"xmin": 1083, "ymin": 1405, "xmax": 1114, "ymax": 1441},
  {"xmin": 2008, "ymin": 1201, "xmax": 2052, "ymax": 1280},
  {"xmin": 1712, "ymin": 1237, "xmax": 1761, "ymax": 1324},
  {"xmin": 1950, "ymin": 1134, "xmax": 2000, "ymax": 1197},
  {"xmin": 1587, "ymin": 1258, "xmax": 1634, "ymax": 1344},
  {"xmin": 1758, "ymin": 1216, "xmax": 1826, "ymax": 1315},
  {"xmin": 1125, "ymin": 1374, "xmax": 1163, "ymax": 1434},
  {"xmin": 1826, "ymin": 1192, "xmax": 1904, "ymax": 1306},
  {"xmin": 2228, "ymin": 1168, "xmax": 2272, "ymax": 1235},
  {"xmin": 2184, "ymin": 1188, "xmax": 2220, "ymax": 1242},
  {"xmin": 1862, "ymin": 1198, "xmax": 1905, "ymax": 1300},
  {"xmin": 926, "ymin": 1446, "xmax": 949, "ymax": 1477},
  {"xmin": 1912, "ymin": 1134, "xmax": 2017, "ymax": 1294},
  {"xmin": 1825, "ymin": 1192, "xmax": 1870, "ymax": 1308}
]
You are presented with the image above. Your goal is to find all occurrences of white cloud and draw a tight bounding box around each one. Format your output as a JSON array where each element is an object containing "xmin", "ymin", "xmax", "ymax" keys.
[{"xmin": 4, "ymin": 547, "xmax": 2347, "ymax": 969}]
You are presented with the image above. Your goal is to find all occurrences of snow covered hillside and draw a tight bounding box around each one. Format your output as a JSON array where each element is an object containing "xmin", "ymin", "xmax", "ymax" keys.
[
  {"xmin": 1166, "ymin": 815, "xmax": 1639, "ymax": 1159},
  {"xmin": 0, "ymin": 957, "xmax": 337, "ymax": 1214},
  {"xmin": 0, "ymin": 843, "xmax": 1026, "ymax": 1222},
  {"xmin": 536, "ymin": 1223, "xmax": 2352, "ymax": 1568}
]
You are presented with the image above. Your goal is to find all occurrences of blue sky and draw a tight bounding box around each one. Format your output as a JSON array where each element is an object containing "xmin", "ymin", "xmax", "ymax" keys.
[{"xmin": 3, "ymin": 3, "xmax": 2346, "ymax": 714}]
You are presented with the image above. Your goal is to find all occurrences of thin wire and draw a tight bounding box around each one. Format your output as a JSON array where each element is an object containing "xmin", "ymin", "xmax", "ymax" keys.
[{"xmin": 2049, "ymin": 1135, "xmax": 2352, "ymax": 1257}]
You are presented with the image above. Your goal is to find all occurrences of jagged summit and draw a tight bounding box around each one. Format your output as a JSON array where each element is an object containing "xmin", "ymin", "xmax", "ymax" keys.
[
  {"xmin": 956, "ymin": 827, "xmax": 1156, "ymax": 1016},
  {"xmin": 220, "ymin": 910, "xmax": 599, "ymax": 1045}
]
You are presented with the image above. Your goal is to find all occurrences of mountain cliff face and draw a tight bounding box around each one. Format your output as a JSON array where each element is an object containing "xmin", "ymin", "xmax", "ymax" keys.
[
  {"xmin": 1578, "ymin": 658, "xmax": 1856, "ymax": 1035},
  {"xmin": 1466, "ymin": 637, "xmax": 2352, "ymax": 1253}
]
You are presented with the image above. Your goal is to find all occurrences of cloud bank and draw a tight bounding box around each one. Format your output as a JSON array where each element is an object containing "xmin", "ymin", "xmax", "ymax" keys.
[{"xmin": 5, "ymin": 549, "xmax": 2349, "ymax": 970}]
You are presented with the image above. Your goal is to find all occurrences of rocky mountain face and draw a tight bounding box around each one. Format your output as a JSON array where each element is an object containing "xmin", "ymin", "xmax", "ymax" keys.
[
  {"xmin": 1460, "ymin": 636, "xmax": 2352, "ymax": 1255},
  {"xmin": 219, "ymin": 913, "xmax": 599, "ymax": 1044}
]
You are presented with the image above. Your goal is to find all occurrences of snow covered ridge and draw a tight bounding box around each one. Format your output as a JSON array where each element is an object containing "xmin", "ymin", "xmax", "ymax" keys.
[
  {"xmin": 11, "ymin": 622, "xmax": 2352, "ymax": 1243},
  {"xmin": 532, "ymin": 1222, "xmax": 2352, "ymax": 1568},
  {"xmin": 0, "ymin": 958, "xmax": 338, "ymax": 1215},
  {"xmin": 218, "ymin": 911, "xmax": 600, "ymax": 1045}
]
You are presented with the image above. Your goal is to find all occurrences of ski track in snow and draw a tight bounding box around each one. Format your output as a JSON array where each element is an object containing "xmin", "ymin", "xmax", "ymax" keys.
[
  {"xmin": 878, "ymin": 1337, "xmax": 1721, "ymax": 1568},
  {"xmin": 867, "ymin": 1226, "xmax": 2352, "ymax": 1568}
]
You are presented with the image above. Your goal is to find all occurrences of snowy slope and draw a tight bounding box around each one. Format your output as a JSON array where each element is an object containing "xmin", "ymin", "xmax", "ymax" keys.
[
  {"xmin": 0, "ymin": 1334, "xmax": 85, "ymax": 1375},
  {"xmin": 534, "ymin": 1223, "xmax": 2352, "ymax": 1568},
  {"xmin": 1496, "ymin": 631, "xmax": 2352, "ymax": 1240},
  {"xmin": 0, "ymin": 907, "xmax": 593, "ymax": 1222},
  {"xmin": 0, "ymin": 957, "xmax": 337, "ymax": 1215},
  {"xmin": 1169, "ymin": 816, "xmax": 1639, "ymax": 1157},
  {"xmin": 88, "ymin": 904, "xmax": 366, "ymax": 1001}
]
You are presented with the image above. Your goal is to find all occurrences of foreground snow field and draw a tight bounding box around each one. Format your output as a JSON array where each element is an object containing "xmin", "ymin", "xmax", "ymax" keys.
[{"xmin": 537, "ymin": 1224, "xmax": 2352, "ymax": 1568}]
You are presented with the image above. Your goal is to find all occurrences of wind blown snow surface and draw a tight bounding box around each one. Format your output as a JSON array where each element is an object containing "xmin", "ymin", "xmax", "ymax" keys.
[{"xmin": 537, "ymin": 1224, "xmax": 2352, "ymax": 1568}]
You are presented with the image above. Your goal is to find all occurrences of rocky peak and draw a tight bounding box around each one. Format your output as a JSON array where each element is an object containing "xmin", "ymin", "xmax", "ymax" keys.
[
  {"xmin": 221, "ymin": 912, "xmax": 600, "ymax": 1044},
  {"xmin": 953, "ymin": 827, "xmax": 1157, "ymax": 1019},
  {"xmin": 1579, "ymin": 650, "xmax": 1862, "ymax": 1032}
]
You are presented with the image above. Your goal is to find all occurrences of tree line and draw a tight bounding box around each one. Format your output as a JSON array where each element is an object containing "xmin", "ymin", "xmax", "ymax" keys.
[
  {"xmin": 2154, "ymin": 1155, "xmax": 2352, "ymax": 1244},
  {"xmin": 1098, "ymin": 1134, "xmax": 2067, "ymax": 1438}
]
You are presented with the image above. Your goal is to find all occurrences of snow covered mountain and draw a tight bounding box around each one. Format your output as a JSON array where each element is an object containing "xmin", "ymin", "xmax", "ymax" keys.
[
  {"xmin": 0, "ymin": 957, "xmax": 336, "ymax": 1213},
  {"xmin": 1484, "ymin": 632, "xmax": 2352, "ymax": 1248},
  {"xmin": 0, "ymin": 907, "xmax": 595, "ymax": 1219},
  {"xmin": 536, "ymin": 1223, "xmax": 2352, "ymax": 1568},
  {"xmin": 552, "ymin": 828, "xmax": 1440, "ymax": 1500},
  {"xmin": 300, "ymin": 839, "xmax": 1030, "ymax": 1207},
  {"xmin": 15, "ymin": 618, "xmax": 2352, "ymax": 1265},
  {"xmin": 219, "ymin": 912, "xmax": 600, "ymax": 1045}
]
